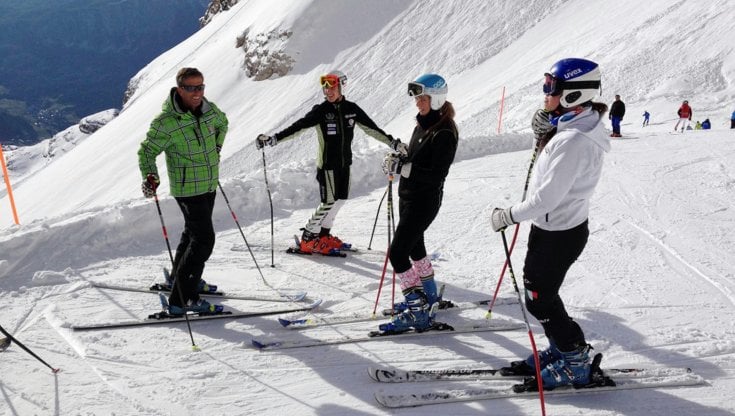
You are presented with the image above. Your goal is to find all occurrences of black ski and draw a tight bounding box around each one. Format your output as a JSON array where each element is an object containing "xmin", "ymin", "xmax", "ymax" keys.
[{"xmin": 71, "ymin": 299, "xmax": 322, "ymax": 331}]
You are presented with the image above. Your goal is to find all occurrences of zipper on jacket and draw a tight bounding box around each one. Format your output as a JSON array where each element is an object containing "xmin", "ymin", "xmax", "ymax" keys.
[{"xmin": 337, "ymin": 102, "xmax": 346, "ymax": 168}]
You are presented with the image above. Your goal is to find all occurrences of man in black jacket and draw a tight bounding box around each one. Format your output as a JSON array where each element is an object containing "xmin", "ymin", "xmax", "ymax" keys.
[
  {"xmin": 256, "ymin": 70, "xmax": 405, "ymax": 255},
  {"xmin": 609, "ymin": 94, "xmax": 626, "ymax": 137}
]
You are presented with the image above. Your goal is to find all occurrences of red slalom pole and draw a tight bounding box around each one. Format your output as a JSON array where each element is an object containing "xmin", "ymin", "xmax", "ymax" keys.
[{"xmin": 497, "ymin": 86, "xmax": 506, "ymax": 134}]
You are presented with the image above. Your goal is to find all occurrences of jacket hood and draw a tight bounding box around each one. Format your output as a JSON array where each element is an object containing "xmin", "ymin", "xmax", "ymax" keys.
[{"xmin": 557, "ymin": 106, "xmax": 611, "ymax": 152}]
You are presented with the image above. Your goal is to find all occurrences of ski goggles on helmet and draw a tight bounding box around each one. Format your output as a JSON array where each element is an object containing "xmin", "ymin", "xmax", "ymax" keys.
[
  {"xmin": 407, "ymin": 82, "xmax": 425, "ymax": 97},
  {"xmin": 320, "ymin": 74, "xmax": 340, "ymax": 88},
  {"xmin": 543, "ymin": 74, "xmax": 563, "ymax": 96},
  {"xmin": 543, "ymin": 73, "xmax": 601, "ymax": 97}
]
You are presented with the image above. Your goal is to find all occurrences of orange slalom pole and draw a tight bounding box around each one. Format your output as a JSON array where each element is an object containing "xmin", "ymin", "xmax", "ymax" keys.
[
  {"xmin": 0, "ymin": 145, "xmax": 20, "ymax": 224},
  {"xmin": 497, "ymin": 86, "xmax": 506, "ymax": 134}
]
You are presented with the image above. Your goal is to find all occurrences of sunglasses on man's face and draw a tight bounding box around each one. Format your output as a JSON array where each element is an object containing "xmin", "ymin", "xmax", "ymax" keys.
[{"xmin": 179, "ymin": 84, "xmax": 205, "ymax": 92}]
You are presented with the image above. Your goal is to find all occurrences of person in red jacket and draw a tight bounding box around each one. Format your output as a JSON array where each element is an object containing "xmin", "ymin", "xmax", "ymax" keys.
[{"xmin": 674, "ymin": 100, "xmax": 692, "ymax": 133}]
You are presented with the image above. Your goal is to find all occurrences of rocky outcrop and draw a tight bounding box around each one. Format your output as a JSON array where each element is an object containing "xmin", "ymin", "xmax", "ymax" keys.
[
  {"xmin": 237, "ymin": 28, "xmax": 295, "ymax": 81},
  {"xmin": 200, "ymin": 0, "xmax": 240, "ymax": 27}
]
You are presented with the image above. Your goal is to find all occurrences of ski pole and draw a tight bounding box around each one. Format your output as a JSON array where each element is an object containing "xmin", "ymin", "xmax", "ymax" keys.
[
  {"xmin": 367, "ymin": 187, "xmax": 387, "ymax": 250},
  {"xmin": 372, "ymin": 176, "xmax": 396, "ymax": 317},
  {"xmin": 486, "ymin": 141, "xmax": 540, "ymax": 319},
  {"xmin": 387, "ymin": 175, "xmax": 397, "ymax": 310},
  {"xmin": 0, "ymin": 324, "xmax": 60, "ymax": 373},
  {"xmin": 500, "ymin": 230, "xmax": 546, "ymax": 415},
  {"xmin": 261, "ymin": 148, "xmax": 275, "ymax": 267},
  {"xmin": 153, "ymin": 193, "xmax": 199, "ymax": 351},
  {"xmin": 217, "ymin": 182, "xmax": 272, "ymax": 288}
]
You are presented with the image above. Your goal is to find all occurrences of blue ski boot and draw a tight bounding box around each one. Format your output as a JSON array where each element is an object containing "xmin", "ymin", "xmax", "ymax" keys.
[
  {"xmin": 540, "ymin": 343, "xmax": 592, "ymax": 389},
  {"xmin": 501, "ymin": 339, "xmax": 562, "ymax": 376},
  {"xmin": 159, "ymin": 292, "xmax": 186, "ymax": 316},
  {"xmin": 378, "ymin": 288, "xmax": 432, "ymax": 334},
  {"xmin": 186, "ymin": 298, "xmax": 224, "ymax": 314}
]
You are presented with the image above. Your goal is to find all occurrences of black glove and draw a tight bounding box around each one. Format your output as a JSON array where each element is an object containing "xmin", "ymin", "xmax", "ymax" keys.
[
  {"xmin": 531, "ymin": 109, "xmax": 554, "ymax": 139},
  {"xmin": 255, "ymin": 134, "xmax": 277, "ymax": 150},
  {"xmin": 490, "ymin": 207, "xmax": 515, "ymax": 232},
  {"xmin": 390, "ymin": 138, "xmax": 408, "ymax": 157},
  {"xmin": 142, "ymin": 174, "xmax": 160, "ymax": 198}
]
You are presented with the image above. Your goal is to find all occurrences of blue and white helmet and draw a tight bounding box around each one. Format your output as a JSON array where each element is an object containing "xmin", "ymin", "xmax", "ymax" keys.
[
  {"xmin": 544, "ymin": 58, "xmax": 601, "ymax": 108},
  {"xmin": 408, "ymin": 73, "xmax": 448, "ymax": 110}
]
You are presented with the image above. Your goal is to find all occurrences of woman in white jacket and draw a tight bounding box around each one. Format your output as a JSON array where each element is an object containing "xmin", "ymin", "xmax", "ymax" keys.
[{"xmin": 491, "ymin": 58, "xmax": 610, "ymax": 390}]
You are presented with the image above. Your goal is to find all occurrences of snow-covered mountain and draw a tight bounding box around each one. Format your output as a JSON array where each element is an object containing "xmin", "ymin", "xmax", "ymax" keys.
[{"xmin": 1, "ymin": 1, "xmax": 734, "ymax": 415}]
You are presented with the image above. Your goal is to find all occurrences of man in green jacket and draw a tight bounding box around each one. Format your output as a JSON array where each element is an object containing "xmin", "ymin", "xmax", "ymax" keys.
[
  {"xmin": 256, "ymin": 70, "xmax": 405, "ymax": 255},
  {"xmin": 138, "ymin": 67, "xmax": 228, "ymax": 315}
]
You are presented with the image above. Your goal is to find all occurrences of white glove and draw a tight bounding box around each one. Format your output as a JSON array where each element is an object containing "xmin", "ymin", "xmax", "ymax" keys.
[
  {"xmin": 400, "ymin": 162, "xmax": 412, "ymax": 178},
  {"xmin": 390, "ymin": 138, "xmax": 409, "ymax": 157},
  {"xmin": 491, "ymin": 207, "xmax": 515, "ymax": 232},
  {"xmin": 381, "ymin": 153, "xmax": 401, "ymax": 176},
  {"xmin": 255, "ymin": 134, "xmax": 277, "ymax": 149}
]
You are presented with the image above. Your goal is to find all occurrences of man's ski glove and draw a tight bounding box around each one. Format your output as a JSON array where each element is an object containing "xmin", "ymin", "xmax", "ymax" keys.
[
  {"xmin": 381, "ymin": 153, "xmax": 402, "ymax": 176},
  {"xmin": 531, "ymin": 109, "xmax": 554, "ymax": 139},
  {"xmin": 390, "ymin": 138, "xmax": 409, "ymax": 157},
  {"xmin": 255, "ymin": 134, "xmax": 277, "ymax": 149},
  {"xmin": 142, "ymin": 174, "xmax": 160, "ymax": 198},
  {"xmin": 491, "ymin": 207, "xmax": 515, "ymax": 232}
]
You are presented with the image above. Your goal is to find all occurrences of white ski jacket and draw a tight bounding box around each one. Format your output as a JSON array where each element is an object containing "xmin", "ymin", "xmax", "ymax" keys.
[{"xmin": 511, "ymin": 106, "xmax": 611, "ymax": 231}]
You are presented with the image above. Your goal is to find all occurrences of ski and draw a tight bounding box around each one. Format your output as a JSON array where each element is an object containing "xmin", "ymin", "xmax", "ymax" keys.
[
  {"xmin": 374, "ymin": 365, "xmax": 706, "ymax": 408},
  {"xmin": 252, "ymin": 320, "xmax": 524, "ymax": 351},
  {"xmin": 71, "ymin": 299, "xmax": 322, "ymax": 331},
  {"xmin": 368, "ymin": 365, "xmax": 659, "ymax": 383},
  {"xmin": 381, "ymin": 297, "xmax": 516, "ymax": 317},
  {"xmin": 90, "ymin": 282, "xmax": 307, "ymax": 303},
  {"xmin": 282, "ymin": 297, "xmax": 515, "ymax": 329},
  {"xmin": 0, "ymin": 337, "xmax": 10, "ymax": 352}
]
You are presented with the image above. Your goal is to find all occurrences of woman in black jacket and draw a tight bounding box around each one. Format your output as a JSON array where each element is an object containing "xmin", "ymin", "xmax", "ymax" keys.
[{"xmin": 378, "ymin": 74, "xmax": 458, "ymax": 334}]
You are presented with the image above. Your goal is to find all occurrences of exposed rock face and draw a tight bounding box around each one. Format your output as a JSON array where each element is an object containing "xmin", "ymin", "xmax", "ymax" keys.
[
  {"xmin": 78, "ymin": 109, "xmax": 120, "ymax": 134},
  {"xmin": 237, "ymin": 28, "xmax": 295, "ymax": 81},
  {"xmin": 200, "ymin": 0, "xmax": 240, "ymax": 27}
]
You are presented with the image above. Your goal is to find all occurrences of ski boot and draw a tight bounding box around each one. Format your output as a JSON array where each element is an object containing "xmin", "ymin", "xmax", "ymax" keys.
[
  {"xmin": 539, "ymin": 343, "xmax": 593, "ymax": 390},
  {"xmin": 378, "ymin": 287, "xmax": 432, "ymax": 334},
  {"xmin": 501, "ymin": 339, "xmax": 561, "ymax": 376}
]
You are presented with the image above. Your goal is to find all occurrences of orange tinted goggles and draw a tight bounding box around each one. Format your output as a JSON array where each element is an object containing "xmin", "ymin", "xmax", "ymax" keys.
[{"xmin": 320, "ymin": 74, "xmax": 340, "ymax": 88}]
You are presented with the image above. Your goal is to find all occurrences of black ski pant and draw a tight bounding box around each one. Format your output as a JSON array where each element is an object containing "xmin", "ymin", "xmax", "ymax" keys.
[
  {"xmin": 389, "ymin": 194, "xmax": 442, "ymax": 274},
  {"xmin": 169, "ymin": 191, "xmax": 216, "ymax": 307},
  {"xmin": 522, "ymin": 220, "xmax": 589, "ymax": 352}
]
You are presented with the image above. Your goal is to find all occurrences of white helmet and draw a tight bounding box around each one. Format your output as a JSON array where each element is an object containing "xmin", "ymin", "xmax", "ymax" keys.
[
  {"xmin": 544, "ymin": 58, "xmax": 601, "ymax": 108},
  {"xmin": 407, "ymin": 73, "xmax": 448, "ymax": 110}
]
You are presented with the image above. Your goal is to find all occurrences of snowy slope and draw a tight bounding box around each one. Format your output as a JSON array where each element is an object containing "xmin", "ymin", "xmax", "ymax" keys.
[{"xmin": 1, "ymin": 0, "xmax": 735, "ymax": 415}]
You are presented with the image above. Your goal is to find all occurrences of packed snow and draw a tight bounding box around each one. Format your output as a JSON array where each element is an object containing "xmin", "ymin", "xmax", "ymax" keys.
[{"xmin": 1, "ymin": 0, "xmax": 734, "ymax": 415}]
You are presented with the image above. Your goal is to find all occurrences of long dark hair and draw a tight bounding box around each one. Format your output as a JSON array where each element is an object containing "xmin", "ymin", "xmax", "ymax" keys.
[{"xmin": 426, "ymin": 101, "xmax": 458, "ymax": 138}]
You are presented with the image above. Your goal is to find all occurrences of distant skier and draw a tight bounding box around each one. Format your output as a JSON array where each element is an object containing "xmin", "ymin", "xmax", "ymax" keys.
[
  {"xmin": 255, "ymin": 70, "xmax": 404, "ymax": 255},
  {"xmin": 702, "ymin": 118, "xmax": 711, "ymax": 130},
  {"xmin": 731, "ymin": 110, "xmax": 735, "ymax": 129},
  {"xmin": 377, "ymin": 74, "xmax": 458, "ymax": 334},
  {"xmin": 490, "ymin": 58, "xmax": 610, "ymax": 390},
  {"xmin": 138, "ymin": 68, "xmax": 228, "ymax": 315},
  {"xmin": 642, "ymin": 110, "xmax": 650, "ymax": 127},
  {"xmin": 608, "ymin": 94, "xmax": 625, "ymax": 137},
  {"xmin": 673, "ymin": 100, "xmax": 692, "ymax": 132}
]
